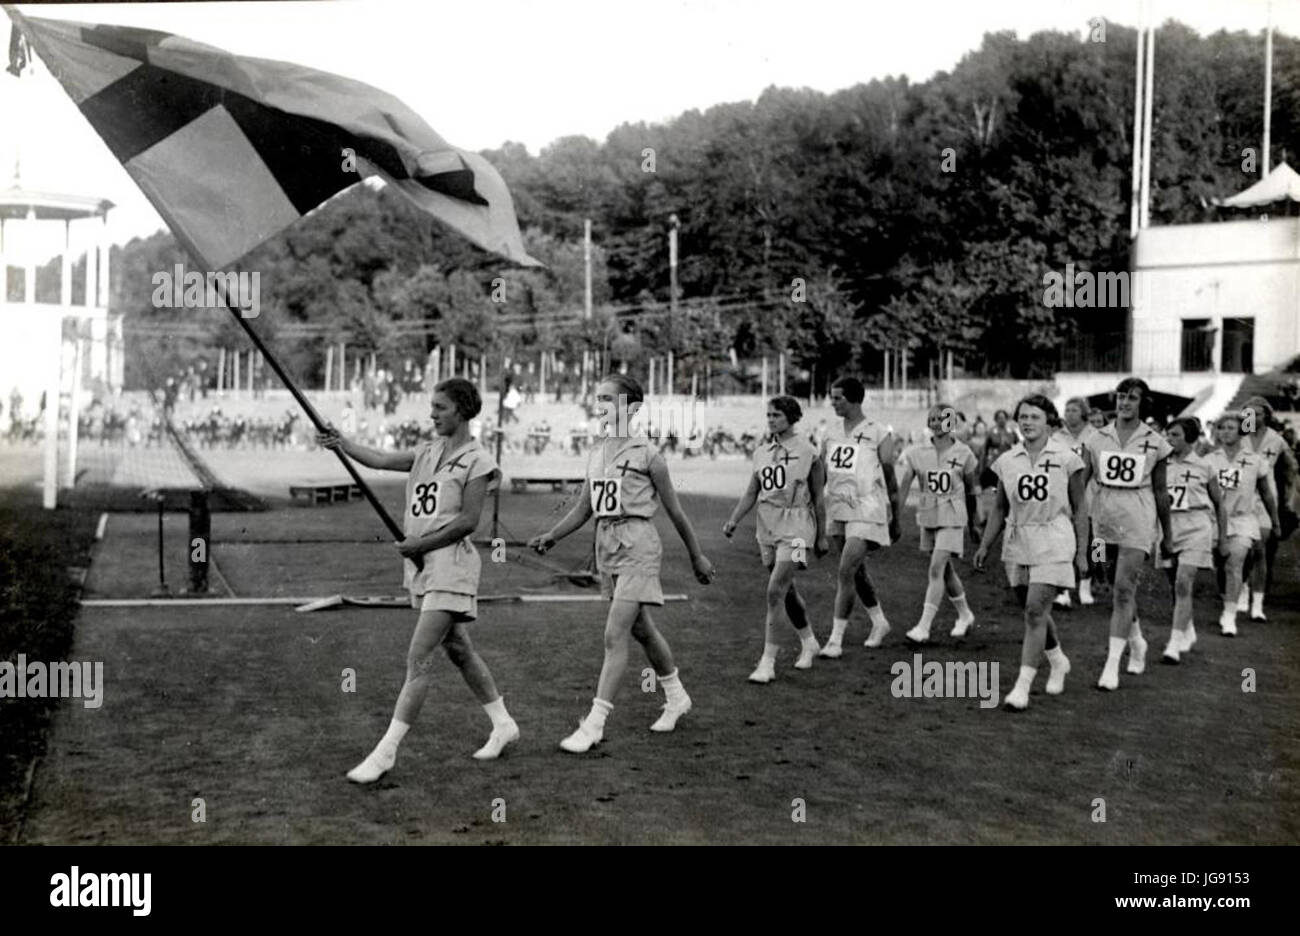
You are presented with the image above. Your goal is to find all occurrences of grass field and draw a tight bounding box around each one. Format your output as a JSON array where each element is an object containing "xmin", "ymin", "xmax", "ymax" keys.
[{"xmin": 6, "ymin": 441, "xmax": 1298, "ymax": 846}]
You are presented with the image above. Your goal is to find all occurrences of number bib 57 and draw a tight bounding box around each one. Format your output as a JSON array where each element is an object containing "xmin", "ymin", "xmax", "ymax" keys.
[
  {"xmin": 1168, "ymin": 485, "xmax": 1192, "ymax": 511},
  {"xmin": 591, "ymin": 478, "xmax": 623, "ymax": 516},
  {"xmin": 1098, "ymin": 451, "xmax": 1144, "ymax": 488}
]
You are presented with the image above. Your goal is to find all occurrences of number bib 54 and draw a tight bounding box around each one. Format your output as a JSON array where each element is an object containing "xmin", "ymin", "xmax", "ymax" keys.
[
  {"xmin": 591, "ymin": 478, "xmax": 623, "ymax": 516},
  {"xmin": 1099, "ymin": 451, "xmax": 1144, "ymax": 488}
]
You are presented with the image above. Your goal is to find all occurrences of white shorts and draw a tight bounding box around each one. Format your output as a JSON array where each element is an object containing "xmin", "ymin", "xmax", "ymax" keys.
[{"xmin": 411, "ymin": 590, "xmax": 478, "ymax": 620}]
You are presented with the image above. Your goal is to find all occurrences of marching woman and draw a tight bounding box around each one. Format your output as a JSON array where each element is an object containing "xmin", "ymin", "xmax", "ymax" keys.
[
  {"xmin": 974, "ymin": 395, "xmax": 1088, "ymax": 710},
  {"xmin": 1206, "ymin": 412, "xmax": 1279, "ymax": 636},
  {"xmin": 319, "ymin": 378, "xmax": 519, "ymax": 784},
  {"xmin": 1052, "ymin": 396, "xmax": 1100, "ymax": 606},
  {"xmin": 528, "ymin": 375, "xmax": 715, "ymax": 753},
  {"xmin": 895, "ymin": 404, "xmax": 980, "ymax": 644},
  {"xmin": 1159, "ymin": 418, "xmax": 1227, "ymax": 661},
  {"xmin": 722, "ymin": 396, "xmax": 828, "ymax": 682},
  {"xmin": 1082, "ymin": 377, "xmax": 1173, "ymax": 691}
]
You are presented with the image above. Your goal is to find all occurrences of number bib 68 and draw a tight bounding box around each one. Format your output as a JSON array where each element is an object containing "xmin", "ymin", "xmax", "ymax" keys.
[
  {"xmin": 1099, "ymin": 451, "xmax": 1144, "ymax": 488},
  {"xmin": 591, "ymin": 478, "xmax": 622, "ymax": 516},
  {"xmin": 1014, "ymin": 472, "xmax": 1050, "ymax": 503}
]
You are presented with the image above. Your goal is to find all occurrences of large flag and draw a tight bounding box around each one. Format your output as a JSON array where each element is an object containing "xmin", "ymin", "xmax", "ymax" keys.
[{"xmin": 5, "ymin": 9, "xmax": 540, "ymax": 268}]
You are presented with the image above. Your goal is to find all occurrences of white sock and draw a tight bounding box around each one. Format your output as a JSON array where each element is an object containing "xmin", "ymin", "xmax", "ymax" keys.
[
  {"xmin": 829, "ymin": 617, "xmax": 848, "ymax": 643},
  {"xmin": 378, "ymin": 718, "xmax": 409, "ymax": 753},
  {"xmin": 917, "ymin": 603, "xmax": 938, "ymax": 630},
  {"xmin": 1045, "ymin": 646, "xmax": 1068, "ymax": 669},
  {"xmin": 1251, "ymin": 592, "xmax": 1265, "ymax": 615},
  {"xmin": 796, "ymin": 626, "xmax": 818, "ymax": 648},
  {"xmin": 1106, "ymin": 636, "xmax": 1127, "ymax": 665},
  {"xmin": 867, "ymin": 605, "xmax": 888, "ymax": 626},
  {"xmin": 761, "ymin": 642, "xmax": 779, "ymax": 663},
  {"xmin": 950, "ymin": 593, "xmax": 972, "ymax": 618},
  {"xmin": 483, "ymin": 697, "xmax": 512, "ymax": 728},
  {"xmin": 1014, "ymin": 665, "xmax": 1037, "ymax": 694},
  {"xmin": 586, "ymin": 697, "xmax": 613, "ymax": 729},
  {"xmin": 659, "ymin": 669, "xmax": 687, "ymax": 705},
  {"xmin": 1221, "ymin": 600, "xmax": 1235, "ymax": 618}
]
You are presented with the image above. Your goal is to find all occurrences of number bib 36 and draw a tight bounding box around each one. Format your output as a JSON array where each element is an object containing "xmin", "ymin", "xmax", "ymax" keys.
[
  {"xmin": 410, "ymin": 481, "xmax": 440, "ymax": 518},
  {"xmin": 1099, "ymin": 451, "xmax": 1144, "ymax": 488},
  {"xmin": 591, "ymin": 478, "xmax": 623, "ymax": 516}
]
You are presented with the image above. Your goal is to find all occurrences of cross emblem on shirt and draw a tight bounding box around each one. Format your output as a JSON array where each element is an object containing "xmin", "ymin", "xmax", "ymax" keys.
[
  {"xmin": 1178, "ymin": 470, "xmax": 1196, "ymax": 485},
  {"xmin": 1139, "ymin": 439, "xmax": 1160, "ymax": 454},
  {"xmin": 776, "ymin": 450, "xmax": 797, "ymax": 466},
  {"xmin": 440, "ymin": 454, "xmax": 470, "ymax": 473},
  {"xmin": 1039, "ymin": 458, "xmax": 1060, "ymax": 472},
  {"xmin": 1236, "ymin": 456, "xmax": 1251, "ymax": 470},
  {"xmin": 945, "ymin": 457, "xmax": 965, "ymax": 471},
  {"xmin": 853, "ymin": 431, "xmax": 872, "ymax": 445},
  {"xmin": 616, "ymin": 459, "xmax": 651, "ymax": 478}
]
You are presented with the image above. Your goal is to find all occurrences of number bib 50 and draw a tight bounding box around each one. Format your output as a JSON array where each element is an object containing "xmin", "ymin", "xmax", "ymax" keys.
[
  {"xmin": 591, "ymin": 478, "xmax": 623, "ymax": 516},
  {"xmin": 1098, "ymin": 451, "xmax": 1144, "ymax": 488},
  {"xmin": 925, "ymin": 470, "xmax": 953, "ymax": 495}
]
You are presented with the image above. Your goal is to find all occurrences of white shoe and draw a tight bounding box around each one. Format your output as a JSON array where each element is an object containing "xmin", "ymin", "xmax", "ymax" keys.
[
  {"xmin": 1097, "ymin": 665, "xmax": 1120, "ymax": 691},
  {"xmin": 1161, "ymin": 642, "xmax": 1181, "ymax": 664},
  {"xmin": 864, "ymin": 620, "xmax": 891, "ymax": 648},
  {"xmin": 1250, "ymin": 604, "xmax": 1267, "ymax": 623},
  {"xmin": 346, "ymin": 746, "xmax": 396, "ymax": 784},
  {"xmin": 1045, "ymin": 654, "xmax": 1071, "ymax": 695},
  {"xmin": 905, "ymin": 624, "xmax": 930, "ymax": 645},
  {"xmin": 818, "ymin": 641, "xmax": 843, "ymax": 659},
  {"xmin": 1079, "ymin": 580, "xmax": 1095, "ymax": 605},
  {"xmin": 1221, "ymin": 617, "xmax": 1238, "ymax": 637},
  {"xmin": 1183, "ymin": 625, "xmax": 1197, "ymax": 653},
  {"xmin": 559, "ymin": 719, "xmax": 603, "ymax": 753},
  {"xmin": 1054, "ymin": 591, "xmax": 1072, "ymax": 607},
  {"xmin": 950, "ymin": 612, "xmax": 976, "ymax": 638},
  {"xmin": 650, "ymin": 693, "xmax": 692, "ymax": 732},
  {"xmin": 748, "ymin": 658, "xmax": 776, "ymax": 684},
  {"xmin": 1126, "ymin": 635, "xmax": 1148, "ymax": 675},
  {"xmin": 1236, "ymin": 586, "xmax": 1250, "ymax": 612},
  {"xmin": 1004, "ymin": 685, "xmax": 1030, "ymax": 710},
  {"xmin": 472, "ymin": 719, "xmax": 520, "ymax": 760},
  {"xmin": 794, "ymin": 644, "xmax": 819, "ymax": 669}
]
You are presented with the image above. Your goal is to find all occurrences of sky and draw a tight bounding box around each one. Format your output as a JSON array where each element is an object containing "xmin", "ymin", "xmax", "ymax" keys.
[{"xmin": 0, "ymin": 0, "xmax": 1293, "ymax": 252}]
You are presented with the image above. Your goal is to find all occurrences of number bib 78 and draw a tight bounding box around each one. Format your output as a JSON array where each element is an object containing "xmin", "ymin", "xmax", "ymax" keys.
[
  {"xmin": 1098, "ymin": 451, "xmax": 1144, "ymax": 488},
  {"xmin": 925, "ymin": 470, "xmax": 953, "ymax": 495},
  {"xmin": 1014, "ymin": 472, "xmax": 1050, "ymax": 503},
  {"xmin": 827, "ymin": 443, "xmax": 858, "ymax": 474},
  {"xmin": 591, "ymin": 478, "xmax": 622, "ymax": 516}
]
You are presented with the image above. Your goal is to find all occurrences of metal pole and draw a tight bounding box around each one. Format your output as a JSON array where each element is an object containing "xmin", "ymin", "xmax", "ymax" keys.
[
  {"xmin": 584, "ymin": 218, "xmax": 593, "ymax": 320},
  {"xmin": 1140, "ymin": 19, "xmax": 1155, "ymax": 229},
  {"xmin": 1264, "ymin": 0, "xmax": 1274, "ymax": 176},
  {"xmin": 1130, "ymin": 9, "xmax": 1145, "ymax": 239}
]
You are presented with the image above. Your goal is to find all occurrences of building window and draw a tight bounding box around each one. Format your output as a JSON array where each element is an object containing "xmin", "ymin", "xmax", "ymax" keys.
[
  {"xmin": 1222, "ymin": 318, "xmax": 1254, "ymax": 374},
  {"xmin": 1180, "ymin": 319, "xmax": 1214, "ymax": 372}
]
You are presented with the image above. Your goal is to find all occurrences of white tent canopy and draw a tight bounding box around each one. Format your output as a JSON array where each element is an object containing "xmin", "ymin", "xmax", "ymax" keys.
[{"xmin": 1215, "ymin": 161, "xmax": 1300, "ymax": 208}]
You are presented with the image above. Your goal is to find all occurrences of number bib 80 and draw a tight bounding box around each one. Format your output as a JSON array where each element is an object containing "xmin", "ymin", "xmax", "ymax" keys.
[
  {"xmin": 1098, "ymin": 451, "xmax": 1144, "ymax": 488},
  {"xmin": 827, "ymin": 443, "xmax": 858, "ymax": 474},
  {"xmin": 758, "ymin": 464, "xmax": 787, "ymax": 492},
  {"xmin": 591, "ymin": 478, "xmax": 623, "ymax": 516}
]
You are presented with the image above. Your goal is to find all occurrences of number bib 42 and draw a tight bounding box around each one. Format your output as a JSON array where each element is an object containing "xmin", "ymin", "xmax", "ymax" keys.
[
  {"xmin": 827, "ymin": 443, "xmax": 858, "ymax": 474},
  {"xmin": 591, "ymin": 478, "xmax": 623, "ymax": 516},
  {"xmin": 1099, "ymin": 451, "xmax": 1144, "ymax": 488},
  {"xmin": 1014, "ymin": 472, "xmax": 1050, "ymax": 503}
]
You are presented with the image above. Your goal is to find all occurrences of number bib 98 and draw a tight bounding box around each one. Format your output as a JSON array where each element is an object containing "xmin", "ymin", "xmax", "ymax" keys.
[
  {"xmin": 1014, "ymin": 472, "xmax": 1050, "ymax": 503},
  {"xmin": 1099, "ymin": 451, "xmax": 1144, "ymax": 488},
  {"xmin": 827, "ymin": 443, "xmax": 858, "ymax": 474},
  {"xmin": 925, "ymin": 470, "xmax": 952, "ymax": 495},
  {"xmin": 591, "ymin": 478, "xmax": 623, "ymax": 516}
]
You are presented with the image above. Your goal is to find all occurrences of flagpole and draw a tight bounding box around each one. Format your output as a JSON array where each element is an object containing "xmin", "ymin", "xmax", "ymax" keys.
[{"xmin": 208, "ymin": 279, "xmax": 415, "ymax": 563}]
